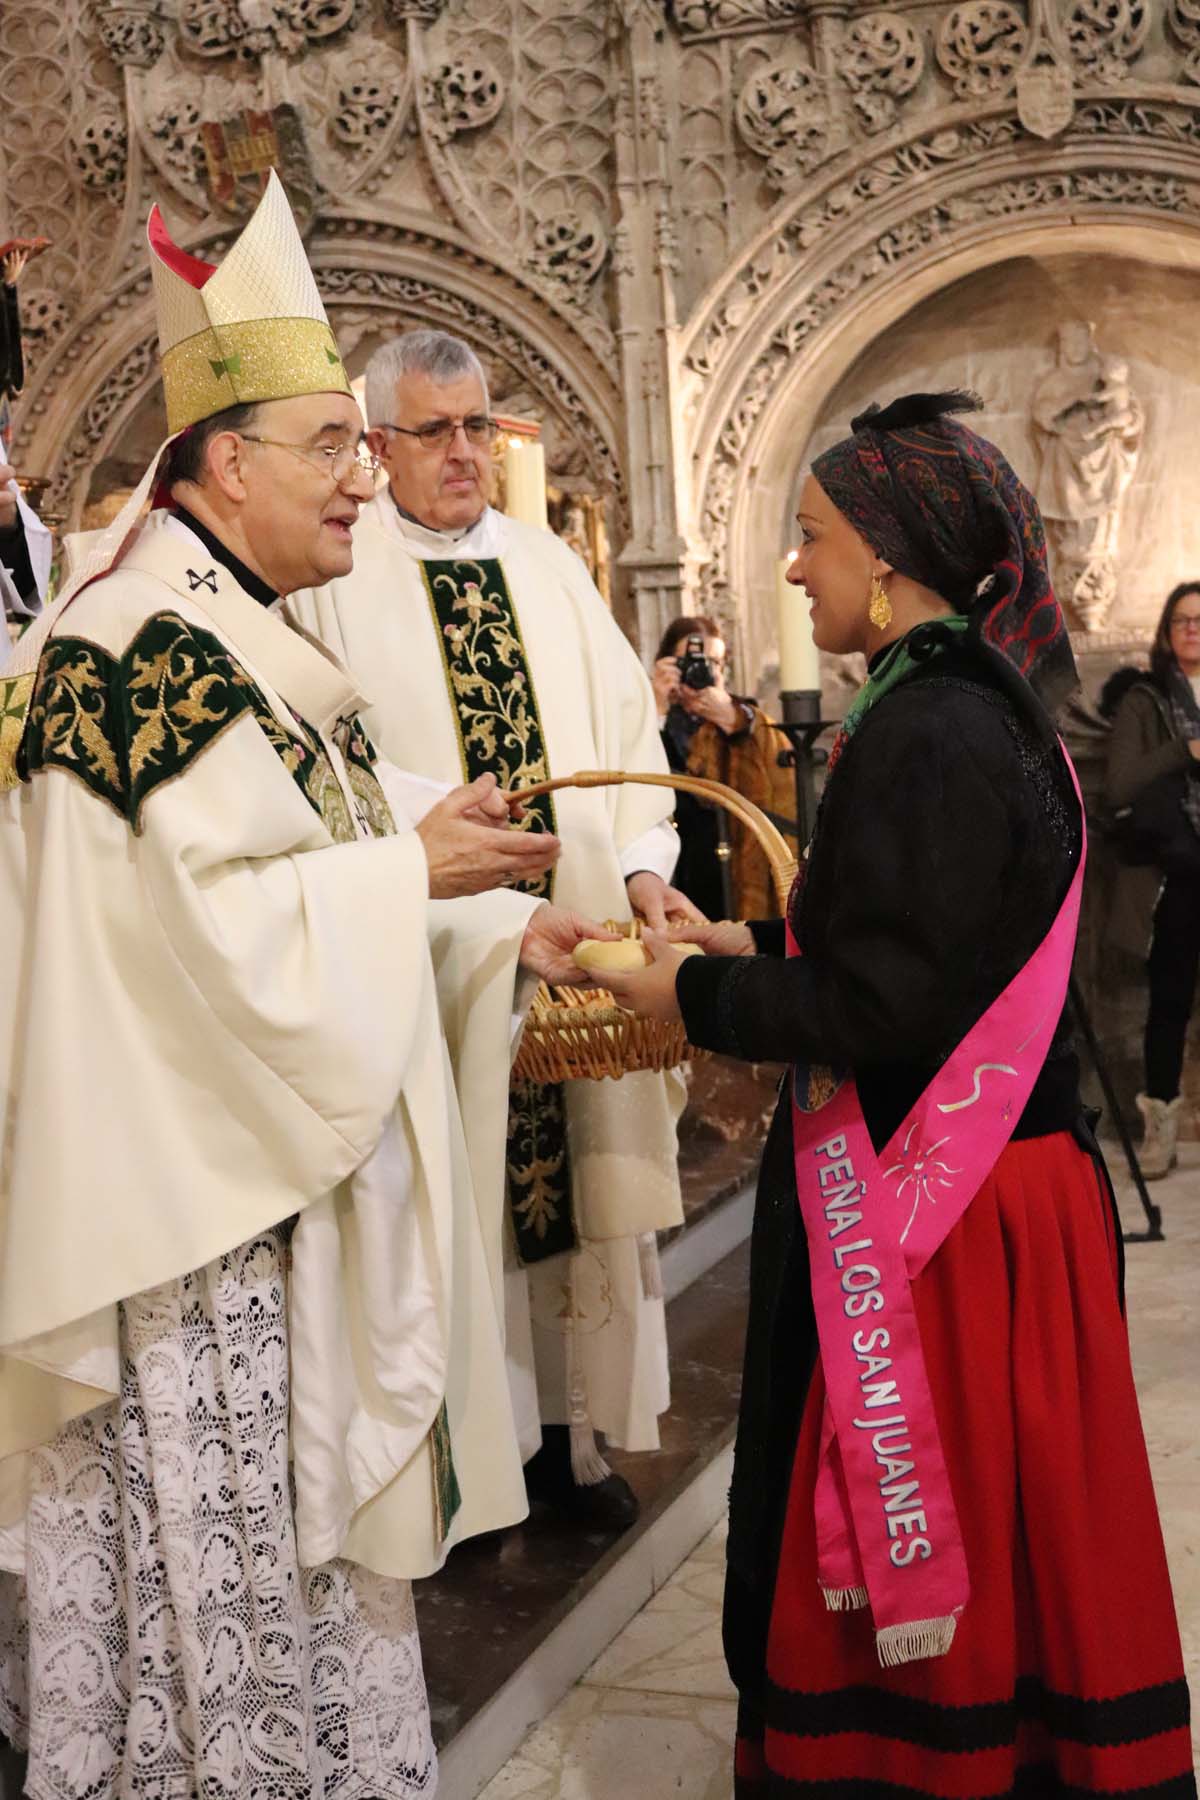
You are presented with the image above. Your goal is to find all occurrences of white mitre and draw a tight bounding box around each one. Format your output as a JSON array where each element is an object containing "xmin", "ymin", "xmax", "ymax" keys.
[{"xmin": 0, "ymin": 171, "xmax": 351, "ymax": 788}]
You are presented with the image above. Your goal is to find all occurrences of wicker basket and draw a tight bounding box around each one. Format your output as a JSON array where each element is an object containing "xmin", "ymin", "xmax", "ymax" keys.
[{"xmin": 509, "ymin": 769, "xmax": 798, "ymax": 1084}]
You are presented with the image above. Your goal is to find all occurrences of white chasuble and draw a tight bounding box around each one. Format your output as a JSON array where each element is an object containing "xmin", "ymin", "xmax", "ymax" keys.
[
  {"xmin": 0, "ymin": 512, "xmax": 532, "ymax": 1579},
  {"xmin": 291, "ymin": 499, "xmax": 685, "ymax": 1454}
]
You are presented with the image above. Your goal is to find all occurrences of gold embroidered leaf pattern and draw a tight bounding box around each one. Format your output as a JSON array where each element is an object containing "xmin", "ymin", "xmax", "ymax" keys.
[
  {"xmin": 25, "ymin": 640, "xmax": 124, "ymax": 811},
  {"xmin": 426, "ymin": 561, "xmax": 553, "ymax": 800},
  {"xmin": 307, "ymin": 749, "xmax": 355, "ymax": 842},
  {"xmin": 422, "ymin": 557, "xmax": 558, "ymax": 903},
  {"xmin": 422, "ymin": 557, "xmax": 574, "ymax": 1264},
  {"xmin": 24, "ymin": 613, "xmax": 381, "ymax": 843},
  {"xmin": 337, "ymin": 716, "xmax": 396, "ymax": 843},
  {"xmin": 511, "ymin": 1154, "xmax": 566, "ymax": 1240},
  {"xmin": 505, "ymin": 1077, "xmax": 575, "ymax": 1265},
  {"xmin": 126, "ymin": 641, "xmax": 241, "ymax": 792}
]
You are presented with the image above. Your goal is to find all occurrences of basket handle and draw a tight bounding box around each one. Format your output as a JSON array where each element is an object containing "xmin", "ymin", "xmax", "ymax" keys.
[{"xmin": 508, "ymin": 768, "xmax": 799, "ymax": 910}]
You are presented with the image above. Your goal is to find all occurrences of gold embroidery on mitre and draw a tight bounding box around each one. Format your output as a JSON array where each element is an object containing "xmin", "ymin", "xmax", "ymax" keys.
[{"xmin": 161, "ymin": 316, "xmax": 351, "ymax": 434}]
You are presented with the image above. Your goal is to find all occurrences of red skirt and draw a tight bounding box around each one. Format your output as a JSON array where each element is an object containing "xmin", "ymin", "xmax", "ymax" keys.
[{"xmin": 736, "ymin": 1132, "xmax": 1195, "ymax": 1798}]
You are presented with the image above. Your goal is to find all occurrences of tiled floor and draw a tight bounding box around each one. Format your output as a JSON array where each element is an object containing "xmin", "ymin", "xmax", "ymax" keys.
[{"xmin": 479, "ymin": 1151, "xmax": 1200, "ymax": 1797}]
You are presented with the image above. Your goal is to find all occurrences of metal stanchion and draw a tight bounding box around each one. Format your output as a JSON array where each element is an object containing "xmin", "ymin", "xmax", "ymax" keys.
[
  {"xmin": 1068, "ymin": 976, "xmax": 1165, "ymax": 1243},
  {"xmin": 775, "ymin": 688, "xmax": 828, "ymax": 850}
]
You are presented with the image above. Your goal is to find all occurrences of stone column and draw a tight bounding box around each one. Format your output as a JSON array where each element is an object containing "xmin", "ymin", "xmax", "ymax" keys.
[{"xmin": 610, "ymin": 0, "xmax": 688, "ymax": 657}]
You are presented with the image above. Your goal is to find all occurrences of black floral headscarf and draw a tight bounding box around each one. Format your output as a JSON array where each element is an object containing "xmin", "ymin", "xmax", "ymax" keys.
[{"xmin": 811, "ymin": 391, "xmax": 1077, "ymax": 714}]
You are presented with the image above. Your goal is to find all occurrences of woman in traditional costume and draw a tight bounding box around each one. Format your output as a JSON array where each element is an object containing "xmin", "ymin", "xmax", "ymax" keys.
[{"xmin": 606, "ymin": 394, "xmax": 1194, "ymax": 1796}]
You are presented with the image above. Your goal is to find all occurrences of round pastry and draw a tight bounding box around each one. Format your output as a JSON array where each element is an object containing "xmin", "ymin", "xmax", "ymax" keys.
[{"xmin": 572, "ymin": 937, "xmax": 650, "ymax": 973}]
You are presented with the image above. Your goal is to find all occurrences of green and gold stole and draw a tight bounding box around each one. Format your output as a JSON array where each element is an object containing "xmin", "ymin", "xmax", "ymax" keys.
[{"xmin": 421, "ymin": 557, "xmax": 577, "ymax": 1265}]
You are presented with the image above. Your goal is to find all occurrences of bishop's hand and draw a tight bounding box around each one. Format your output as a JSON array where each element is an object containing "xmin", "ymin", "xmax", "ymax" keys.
[
  {"xmin": 417, "ymin": 773, "xmax": 559, "ymax": 898},
  {"xmin": 519, "ymin": 904, "xmax": 619, "ymax": 986}
]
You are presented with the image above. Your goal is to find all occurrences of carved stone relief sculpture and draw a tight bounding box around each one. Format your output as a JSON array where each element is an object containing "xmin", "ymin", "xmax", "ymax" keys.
[
  {"xmin": 735, "ymin": 55, "xmax": 835, "ymax": 193},
  {"xmin": 1014, "ymin": 6, "xmax": 1075, "ymax": 141},
  {"xmin": 842, "ymin": 14, "xmax": 924, "ymax": 135},
  {"xmin": 670, "ymin": 0, "xmax": 806, "ymax": 41},
  {"xmin": 99, "ymin": 2, "xmax": 166, "ymax": 67},
  {"xmin": 1065, "ymin": 0, "xmax": 1148, "ymax": 83},
  {"xmin": 177, "ymin": 0, "xmax": 358, "ymax": 61},
  {"xmin": 421, "ymin": 56, "xmax": 506, "ymax": 145},
  {"xmin": 382, "ymin": 0, "xmax": 446, "ymax": 19},
  {"xmin": 936, "ymin": 3, "xmax": 1028, "ymax": 100},
  {"xmin": 1032, "ymin": 321, "xmax": 1144, "ymax": 632},
  {"xmin": 1168, "ymin": 0, "xmax": 1200, "ymax": 83}
]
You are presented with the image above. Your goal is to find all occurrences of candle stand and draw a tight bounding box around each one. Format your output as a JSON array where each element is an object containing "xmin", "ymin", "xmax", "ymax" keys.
[{"xmin": 776, "ymin": 688, "xmax": 830, "ymax": 851}]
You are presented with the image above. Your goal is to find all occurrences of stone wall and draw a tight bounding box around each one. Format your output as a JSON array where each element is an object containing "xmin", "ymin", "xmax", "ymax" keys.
[
  {"xmin": 801, "ymin": 250, "xmax": 1200, "ymax": 654},
  {"xmin": 9, "ymin": 2, "xmax": 1200, "ymax": 662}
]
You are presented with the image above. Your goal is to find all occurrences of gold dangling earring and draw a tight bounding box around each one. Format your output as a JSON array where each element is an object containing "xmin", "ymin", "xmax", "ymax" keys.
[{"xmin": 868, "ymin": 573, "xmax": 893, "ymax": 632}]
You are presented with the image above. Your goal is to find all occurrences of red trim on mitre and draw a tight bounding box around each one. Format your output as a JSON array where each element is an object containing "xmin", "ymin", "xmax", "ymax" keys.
[{"xmin": 147, "ymin": 205, "xmax": 215, "ymax": 288}]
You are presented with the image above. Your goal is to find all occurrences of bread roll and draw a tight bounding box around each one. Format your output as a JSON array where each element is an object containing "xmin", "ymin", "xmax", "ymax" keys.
[
  {"xmin": 572, "ymin": 937, "xmax": 706, "ymax": 974},
  {"xmin": 572, "ymin": 937, "xmax": 649, "ymax": 973}
]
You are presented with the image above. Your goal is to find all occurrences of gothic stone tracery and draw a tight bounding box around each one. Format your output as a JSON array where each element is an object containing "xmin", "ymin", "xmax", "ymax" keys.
[{"xmin": 4, "ymin": 0, "xmax": 1200, "ymax": 659}]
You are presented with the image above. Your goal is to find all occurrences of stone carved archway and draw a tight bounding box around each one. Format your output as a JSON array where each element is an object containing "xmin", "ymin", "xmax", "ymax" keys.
[
  {"xmin": 680, "ymin": 97, "xmax": 1200, "ymax": 685},
  {"xmin": 15, "ymin": 216, "xmax": 625, "ymax": 543}
]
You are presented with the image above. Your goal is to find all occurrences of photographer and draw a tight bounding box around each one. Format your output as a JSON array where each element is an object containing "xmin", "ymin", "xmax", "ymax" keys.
[{"xmin": 653, "ymin": 615, "xmax": 795, "ymax": 920}]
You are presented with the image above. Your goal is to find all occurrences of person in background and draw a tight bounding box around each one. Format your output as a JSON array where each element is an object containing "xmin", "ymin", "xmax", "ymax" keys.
[
  {"xmin": 1102, "ymin": 579, "xmax": 1200, "ymax": 1176},
  {"xmin": 293, "ymin": 328, "xmax": 695, "ymax": 1533},
  {"xmin": 0, "ymin": 461, "xmax": 51, "ymax": 654},
  {"xmin": 1, "ymin": 246, "xmax": 29, "ymax": 448},
  {"xmin": 652, "ymin": 615, "xmax": 796, "ymax": 920}
]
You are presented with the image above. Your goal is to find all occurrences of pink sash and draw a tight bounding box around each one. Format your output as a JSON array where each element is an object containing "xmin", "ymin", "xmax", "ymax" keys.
[{"xmin": 789, "ymin": 745, "xmax": 1085, "ymax": 1667}]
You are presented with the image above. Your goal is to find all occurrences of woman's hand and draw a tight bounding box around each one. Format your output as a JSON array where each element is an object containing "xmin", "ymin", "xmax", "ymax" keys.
[
  {"xmin": 602, "ymin": 932, "xmax": 687, "ymax": 1024},
  {"xmin": 666, "ymin": 919, "xmax": 755, "ymax": 957},
  {"xmin": 652, "ymin": 657, "xmax": 680, "ymax": 718},
  {"xmin": 678, "ymin": 683, "xmax": 743, "ymax": 735}
]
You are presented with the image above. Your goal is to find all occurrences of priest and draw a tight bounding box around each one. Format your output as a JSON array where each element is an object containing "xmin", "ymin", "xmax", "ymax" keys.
[
  {"xmin": 293, "ymin": 328, "xmax": 697, "ymax": 1530},
  {"xmin": 0, "ymin": 178, "xmax": 605, "ymax": 1800}
]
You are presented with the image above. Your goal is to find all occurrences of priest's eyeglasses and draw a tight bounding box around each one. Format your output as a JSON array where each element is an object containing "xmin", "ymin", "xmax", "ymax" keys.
[
  {"xmin": 378, "ymin": 416, "xmax": 499, "ymax": 450},
  {"xmin": 239, "ymin": 436, "xmax": 383, "ymax": 485}
]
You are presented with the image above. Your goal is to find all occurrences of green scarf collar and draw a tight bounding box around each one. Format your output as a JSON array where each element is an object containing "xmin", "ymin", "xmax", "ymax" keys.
[{"xmin": 840, "ymin": 616, "xmax": 971, "ymax": 743}]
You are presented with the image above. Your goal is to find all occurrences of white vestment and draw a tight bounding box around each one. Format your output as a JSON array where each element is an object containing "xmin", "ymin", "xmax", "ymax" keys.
[
  {"xmin": 0, "ymin": 513, "xmax": 539, "ymax": 1797},
  {"xmin": 292, "ymin": 496, "xmax": 685, "ymax": 1458}
]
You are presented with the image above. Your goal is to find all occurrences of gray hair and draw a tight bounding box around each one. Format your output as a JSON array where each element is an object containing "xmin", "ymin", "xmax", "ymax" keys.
[{"xmin": 363, "ymin": 329, "xmax": 490, "ymax": 426}]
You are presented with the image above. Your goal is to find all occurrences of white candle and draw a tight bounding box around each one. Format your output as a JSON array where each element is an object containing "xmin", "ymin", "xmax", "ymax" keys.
[
  {"xmin": 503, "ymin": 438, "xmax": 548, "ymax": 530},
  {"xmin": 777, "ymin": 551, "xmax": 820, "ymax": 691}
]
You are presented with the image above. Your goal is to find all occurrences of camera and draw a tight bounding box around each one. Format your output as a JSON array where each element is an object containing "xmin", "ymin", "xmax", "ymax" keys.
[{"xmin": 676, "ymin": 633, "xmax": 715, "ymax": 692}]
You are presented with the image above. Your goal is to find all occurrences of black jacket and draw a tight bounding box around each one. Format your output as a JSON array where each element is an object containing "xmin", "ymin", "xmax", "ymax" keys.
[{"xmin": 675, "ymin": 635, "xmax": 1084, "ymax": 1711}]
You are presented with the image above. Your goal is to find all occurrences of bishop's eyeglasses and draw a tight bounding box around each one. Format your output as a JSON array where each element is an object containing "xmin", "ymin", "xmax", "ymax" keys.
[
  {"xmin": 238, "ymin": 436, "xmax": 383, "ymax": 484},
  {"xmin": 378, "ymin": 416, "xmax": 499, "ymax": 451}
]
